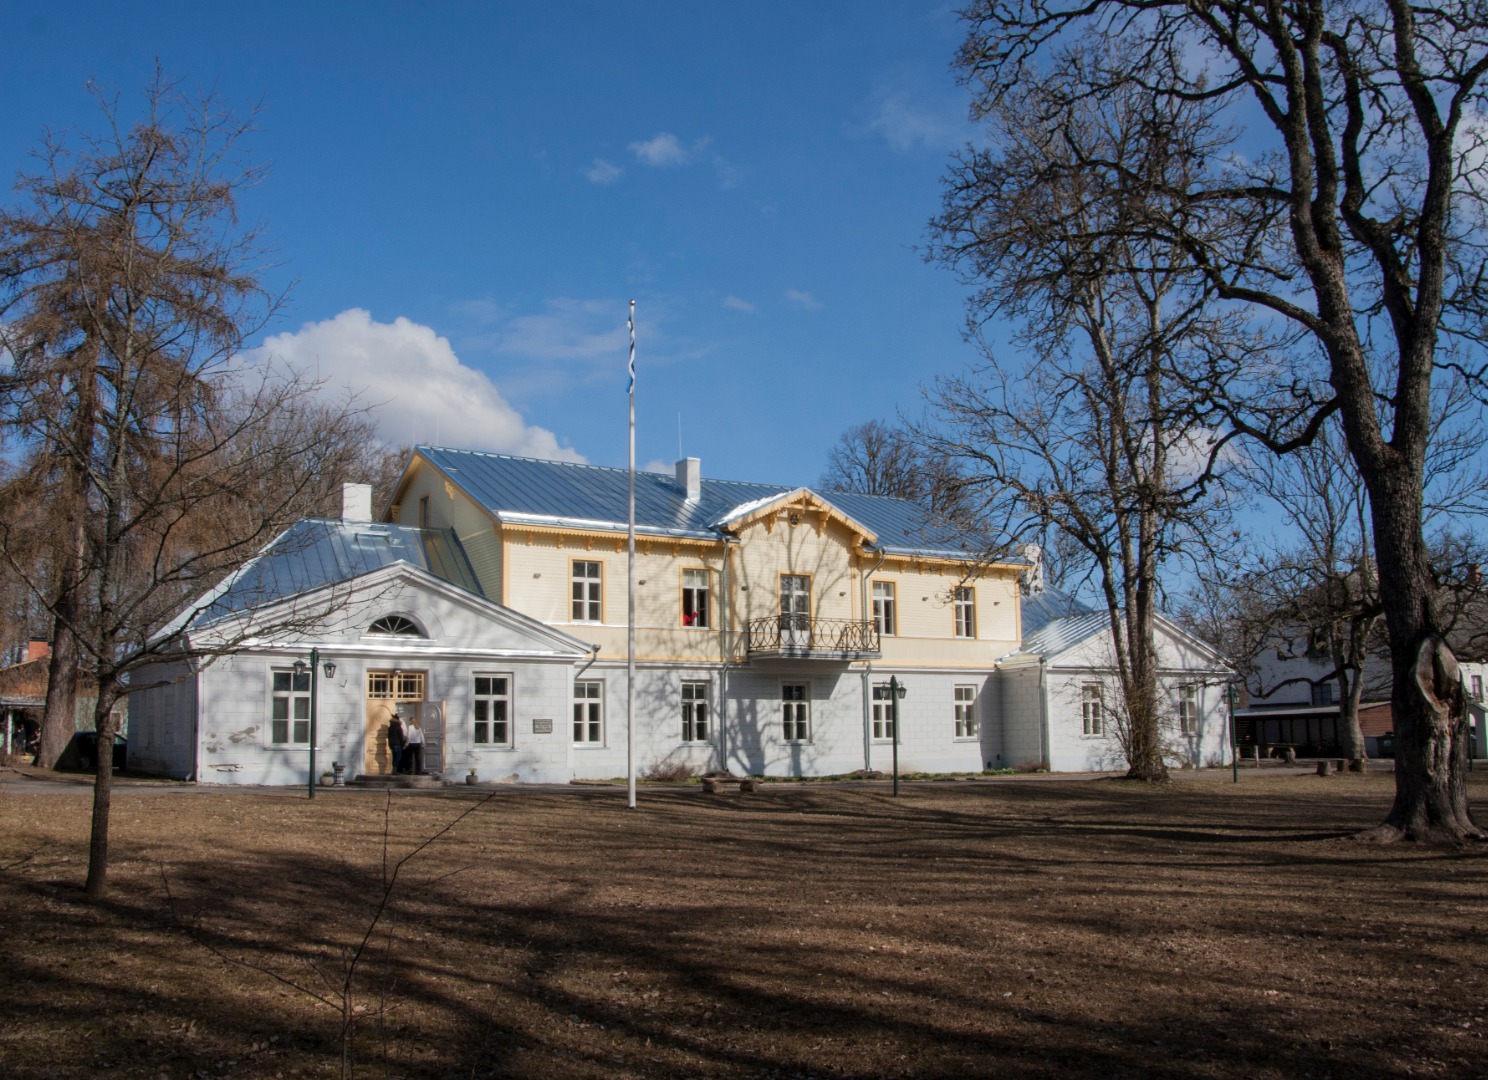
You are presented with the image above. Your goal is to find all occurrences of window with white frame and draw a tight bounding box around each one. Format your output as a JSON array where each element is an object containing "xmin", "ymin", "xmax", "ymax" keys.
[
  {"xmin": 954, "ymin": 685, "xmax": 978, "ymax": 738},
  {"xmin": 681, "ymin": 680, "xmax": 709, "ymax": 742},
  {"xmin": 573, "ymin": 681, "xmax": 603, "ymax": 744},
  {"xmin": 953, "ymin": 586, "xmax": 976, "ymax": 639},
  {"xmin": 1179, "ymin": 684, "xmax": 1199, "ymax": 736},
  {"xmin": 873, "ymin": 581, "xmax": 897, "ymax": 636},
  {"xmin": 1310, "ymin": 682, "xmax": 1334, "ymax": 707},
  {"xmin": 270, "ymin": 668, "xmax": 312, "ymax": 745},
  {"xmin": 682, "ymin": 569, "xmax": 710, "ymax": 628},
  {"xmin": 871, "ymin": 683, "xmax": 896, "ymax": 741},
  {"xmin": 473, "ymin": 675, "xmax": 511, "ymax": 747},
  {"xmin": 782, "ymin": 682, "xmax": 810, "ymax": 742},
  {"xmin": 1081, "ymin": 683, "xmax": 1103, "ymax": 736},
  {"xmin": 572, "ymin": 560, "xmax": 602, "ymax": 622}
]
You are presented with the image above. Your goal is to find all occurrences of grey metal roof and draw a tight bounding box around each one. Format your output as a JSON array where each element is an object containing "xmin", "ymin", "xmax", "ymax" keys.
[
  {"xmin": 1017, "ymin": 611, "xmax": 1112, "ymax": 660},
  {"xmin": 1020, "ymin": 587, "xmax": 1099, "ymax": 636},
  {"xmin": 193, "ymin": 519, "xmax": 484, "ymax": 626},
  {"xmin": 996, "ymin": 588, "xmax": 1106, "ymax": 661},
  {"xmin": 415, "ymin": 447, "xmax": 978, "ymax": 560}
]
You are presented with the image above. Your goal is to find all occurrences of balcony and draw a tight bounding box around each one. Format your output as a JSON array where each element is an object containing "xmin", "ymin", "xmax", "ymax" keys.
[{"xmin": 745, "ymin": 615, "xmax": 881, "ymax": 661}]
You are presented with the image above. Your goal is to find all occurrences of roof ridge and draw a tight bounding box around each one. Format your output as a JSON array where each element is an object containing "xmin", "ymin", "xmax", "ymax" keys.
[{"xmin": 419, "ymin": 446, "xmax": 790, "ymax": 492}]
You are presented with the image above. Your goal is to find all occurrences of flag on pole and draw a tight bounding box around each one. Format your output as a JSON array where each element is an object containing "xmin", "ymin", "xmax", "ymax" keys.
[{"xmin": 626, "ymin": 299, "xmax": 637, "ymax": 810}]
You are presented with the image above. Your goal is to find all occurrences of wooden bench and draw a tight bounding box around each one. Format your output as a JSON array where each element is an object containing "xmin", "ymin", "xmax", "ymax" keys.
[{"xmin": 701, "ymin": 777, "xmax": 760, "ymax": 794}]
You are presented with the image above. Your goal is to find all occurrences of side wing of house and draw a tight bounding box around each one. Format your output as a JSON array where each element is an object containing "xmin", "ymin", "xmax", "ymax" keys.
[
  {"xmin": 1025, "ymin": 611, "xmax": 1234, "ymax": 772},
  {"xmin": 178, "ymin": 562, "xmax": 592, "ymax": 786}
]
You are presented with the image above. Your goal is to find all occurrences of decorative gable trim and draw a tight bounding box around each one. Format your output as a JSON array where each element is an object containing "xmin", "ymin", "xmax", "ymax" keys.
[{"xmin": 715, "ymin": 488, "xmax": 880, "ymax": 546}]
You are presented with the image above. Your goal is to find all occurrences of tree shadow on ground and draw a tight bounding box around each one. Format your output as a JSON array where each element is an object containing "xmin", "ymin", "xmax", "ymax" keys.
[{"xmin": 1, "ymin": 780, "xmax": 1484, "ymax": 1078}]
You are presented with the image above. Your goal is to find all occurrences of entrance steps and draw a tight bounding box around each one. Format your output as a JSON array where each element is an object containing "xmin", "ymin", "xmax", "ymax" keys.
[{"xmin": 350, "ymin": 773, "xmax": 444, "ymax": 789}]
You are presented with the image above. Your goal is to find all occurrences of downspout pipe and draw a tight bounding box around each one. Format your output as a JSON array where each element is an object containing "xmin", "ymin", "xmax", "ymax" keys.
[
  {"xmin": 576, "ymin": 643, "xmax": 601, "ymax": 679},
  {"xmin": 720, "ymin": 534, "xmax": 740, "ymax": 774},
  {"xmin": 860, "ymin": 545, "xmax": 887, "ymax": 774},
  {"xmin": 1038, "ymin": 657, "xmax": 1050, "ymax": 771}
]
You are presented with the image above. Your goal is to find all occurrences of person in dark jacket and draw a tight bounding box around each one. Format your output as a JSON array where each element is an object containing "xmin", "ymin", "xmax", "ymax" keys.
[{"xmin": 386, "ymin": 713, "xmax": 406, "ymax": 774}]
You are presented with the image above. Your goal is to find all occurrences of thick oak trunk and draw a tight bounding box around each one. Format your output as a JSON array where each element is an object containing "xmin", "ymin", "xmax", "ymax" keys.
[{"xmin": 1362, "ymin": 480, "xmax": 1481, "ymax": 842}]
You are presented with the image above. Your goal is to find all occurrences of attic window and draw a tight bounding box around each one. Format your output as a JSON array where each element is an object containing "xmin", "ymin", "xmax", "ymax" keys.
[{"xmin": 368, "ymin": 615, "xmax": 423, "ymax": 637}]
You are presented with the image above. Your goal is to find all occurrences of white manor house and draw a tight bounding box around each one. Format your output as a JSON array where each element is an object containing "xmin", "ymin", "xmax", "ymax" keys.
[{"xmin": 126, "ymin": 449, "xmax": 1234, "ymax": 785}]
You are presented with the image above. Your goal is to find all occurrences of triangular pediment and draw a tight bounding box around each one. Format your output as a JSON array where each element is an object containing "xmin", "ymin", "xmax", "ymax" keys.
[{"xmin": 714, "ymin": 488, "xmax": 880, "ymax": 547}]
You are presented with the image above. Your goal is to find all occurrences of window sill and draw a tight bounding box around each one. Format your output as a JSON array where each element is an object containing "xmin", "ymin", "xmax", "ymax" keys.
[
  {"xmin": 954, "ymin": 736, "xmax": 979, "ymax": 742},
  {"xmin": 470, "ymin": 745, "xmax": 516, "ymax": 752}
]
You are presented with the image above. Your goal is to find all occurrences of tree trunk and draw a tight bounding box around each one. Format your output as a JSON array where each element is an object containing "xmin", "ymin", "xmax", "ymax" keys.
[
  {"xmin": 36, "ymin": 616, "xmax": 78, "ymax": 769},
  {"xmin": 1363, "ymin": 484, "xmax": 1481, "ymax": 842},
  {"xmin": 83, "ymin": 702, "xmax": 118, "ymax": 899},
  {"xmin": 1338, "ymin": 668, "xmax": 1367, "ymax": 765}
]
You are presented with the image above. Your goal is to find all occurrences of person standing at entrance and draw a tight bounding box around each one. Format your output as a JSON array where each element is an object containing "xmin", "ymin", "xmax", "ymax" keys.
[
  {"xmin": 405, "ymin": 717, "xmax": 425, "ymax": 775},
  {"xmin": 386, "ymin": 712, "xmax": 406, "ymax": 774}
]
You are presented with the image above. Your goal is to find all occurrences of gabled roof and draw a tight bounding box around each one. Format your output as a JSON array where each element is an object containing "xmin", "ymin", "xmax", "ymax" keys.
[
  {"xmin": 1004, "ymin": 586, "xmax": 1230, "ymax": 671},
  {"xmin": 189, "ymin": 519, "xmax": 484, "ymax": 628},
  {"xmin": 407, "ymin": 447, "xmax": 983, "ymax": 560}
]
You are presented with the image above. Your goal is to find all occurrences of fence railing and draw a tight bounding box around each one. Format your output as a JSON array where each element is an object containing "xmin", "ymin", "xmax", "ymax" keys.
[{"xmin": 745, "ymin": 615, "xmax": 880, "ymax": 656}]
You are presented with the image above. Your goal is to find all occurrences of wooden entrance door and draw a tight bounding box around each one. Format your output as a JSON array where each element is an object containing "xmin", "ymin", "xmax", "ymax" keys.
[{"xmin": 363, "ymin": 670, "xmax": 427, "ymax": 775}]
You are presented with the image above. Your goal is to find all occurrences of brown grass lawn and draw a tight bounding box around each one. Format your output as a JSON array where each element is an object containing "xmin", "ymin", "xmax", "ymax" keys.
[{"xmin": 1, "ymin": 769, "xmax": 1486, "ymax": 1079}]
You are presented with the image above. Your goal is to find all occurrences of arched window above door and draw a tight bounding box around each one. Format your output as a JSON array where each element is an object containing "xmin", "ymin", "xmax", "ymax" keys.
[{"xmin": 367, "ymin": 614, "xmax": 424, "ymax": 637}]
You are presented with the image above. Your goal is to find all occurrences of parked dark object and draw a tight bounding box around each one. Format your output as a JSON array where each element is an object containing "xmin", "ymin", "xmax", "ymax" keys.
[
  {"xmin": 1378, "ymin": 732, "xmax": 1395, "ymax": 758},
  {"xmin": 66, "ymin": 732, "xmax": 126, "ymax": 772}
]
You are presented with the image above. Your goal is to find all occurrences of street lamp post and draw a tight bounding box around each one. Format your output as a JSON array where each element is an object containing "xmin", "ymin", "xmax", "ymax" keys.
[
  {"xmin": 889, "ymin": 675, "xmax": 907, "ymax": 797},
  {"xmin": 1228, "ymin": 682, "xmax": 1239, "ymax": 784},
  {"xmin": 294, "ymin": 650, "xmax": 337, "ymax": 800}
]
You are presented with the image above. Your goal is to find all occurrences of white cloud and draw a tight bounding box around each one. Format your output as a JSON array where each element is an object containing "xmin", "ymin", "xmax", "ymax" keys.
[
  {"xmin": 238, "ymin": 309, "xmax": 581, "ymax": 461},
  {"xmin": 629, "ymin": 132, "xmax": 690, "ymax": 166},
  {"xmin": 862, "ymin": 83, "xmax": 972, "ymax": 153},
  {"xmin": 484, "ymin": 298, "xmax": 630, "ymax": 362},
  {"xmin": 642, "ymin": 459, "xmax": 673, "ymax": 474},
  {"xmin": 784, "ymin": 288, "xmax": 822, "ymax": 310},
  {"xmin": 722, "ymin": 295, "xmax": 756, "ymax": 313},
  {"xmin": 585, "ymin": 158, "xmax": 623, "ymax": 184}
]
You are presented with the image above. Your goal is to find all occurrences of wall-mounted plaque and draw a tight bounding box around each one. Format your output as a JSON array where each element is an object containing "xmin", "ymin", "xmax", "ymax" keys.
[{"xmin": 532, "ymin": 718, "xmax": 553, "ymax": 734}]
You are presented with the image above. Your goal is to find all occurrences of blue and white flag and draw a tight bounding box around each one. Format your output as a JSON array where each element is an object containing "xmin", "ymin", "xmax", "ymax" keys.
[{"xmin": 627, "ymin": 299, "xmax": 635, "ymax": 395}]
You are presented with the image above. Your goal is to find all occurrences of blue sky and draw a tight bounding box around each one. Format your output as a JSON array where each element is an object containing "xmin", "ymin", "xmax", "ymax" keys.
[{"xmin": 1, "ymin": 2, "xmax": 982, "ymax": 487}]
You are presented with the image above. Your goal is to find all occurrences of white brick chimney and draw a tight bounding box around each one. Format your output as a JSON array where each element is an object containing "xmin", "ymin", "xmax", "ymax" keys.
[
  {"xmin": 341, "ymin": 482, "xmax": 373, "ymax": 523},
  {"xmin": 675, "ymin": 457, "xmax": 701, "ymax": 501}
]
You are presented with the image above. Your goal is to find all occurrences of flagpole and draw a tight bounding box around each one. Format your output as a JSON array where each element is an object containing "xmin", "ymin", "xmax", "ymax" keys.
[{"xmin": 627, "ymin": 299, "xmax": 637, "ymax": 810}]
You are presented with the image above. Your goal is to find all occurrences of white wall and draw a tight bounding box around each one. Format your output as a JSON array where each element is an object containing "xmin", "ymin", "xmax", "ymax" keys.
[
  {"xmin": 995, "ymin": 662, "xmax": 1047, "ymax": 769},
  {"xmin": 126, "ymin": 660, "xmax": 197, "ymax": 779}
]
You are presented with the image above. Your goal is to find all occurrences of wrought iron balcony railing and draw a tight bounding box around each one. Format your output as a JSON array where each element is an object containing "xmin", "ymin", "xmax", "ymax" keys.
[{"xmin": 745, "ymin": 615, "xmax": 880, "ymax": 658}]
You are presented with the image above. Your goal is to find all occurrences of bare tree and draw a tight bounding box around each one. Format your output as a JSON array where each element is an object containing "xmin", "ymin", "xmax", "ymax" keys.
[
  {"xmin": 953, "ymin": 1, "xmax": 1488, "ymax": 841},
  {"xmin": 820, "ymin": 420, "xmax": 929, "ymax": 500},
  {"xmin": 0, "ymin": 74, "xmax": 376, "ymax": 898},
  {"xmin": 927, "ymin": 53, "xmax": 1238, "ymax": 780}
]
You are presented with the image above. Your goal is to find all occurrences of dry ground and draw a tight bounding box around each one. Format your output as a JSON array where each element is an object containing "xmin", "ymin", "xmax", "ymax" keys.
[{"xmin": 1, "ymin": 769, "xmax": 1485, "ymax": 1080}]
